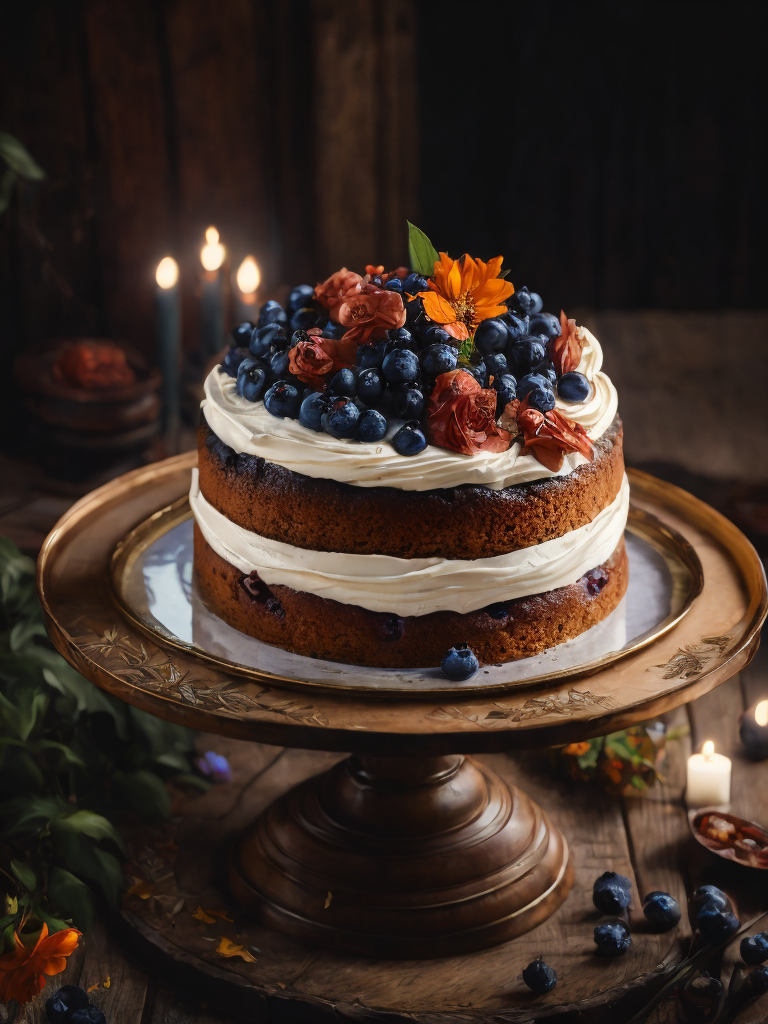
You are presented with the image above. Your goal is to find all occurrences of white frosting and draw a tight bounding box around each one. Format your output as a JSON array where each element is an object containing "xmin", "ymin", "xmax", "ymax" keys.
[
  {"xmin": 201, "ymin": 328, "xmax": 618, "ymax": 492},
  {"xmin": 191, "ymin": 471, "xmax": 629, "ymax": 616}
]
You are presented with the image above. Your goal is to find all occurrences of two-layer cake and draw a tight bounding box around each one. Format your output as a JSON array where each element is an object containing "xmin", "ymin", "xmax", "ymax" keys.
[{"xmin": 192, "ymin": 228, "xmax": 628, "ymax": 670}]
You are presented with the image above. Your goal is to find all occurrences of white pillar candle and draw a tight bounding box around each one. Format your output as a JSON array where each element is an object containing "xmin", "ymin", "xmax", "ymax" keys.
[{"xmin": 686, "ymin": 741, "xmax": 732, "ymax": 807}]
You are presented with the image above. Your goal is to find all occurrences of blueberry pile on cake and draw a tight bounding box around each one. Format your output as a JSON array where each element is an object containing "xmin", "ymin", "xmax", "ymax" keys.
[{"xmin": 193, "ymin": 224, "xmax": 628, "ymax": 671}]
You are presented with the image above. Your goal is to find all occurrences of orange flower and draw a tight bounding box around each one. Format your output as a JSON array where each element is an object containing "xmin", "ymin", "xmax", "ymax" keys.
[
  {"xmin": 288, "ymin": 328, "xmax": 357, "ymax": 390},
  {"xmin": 427, "ymin": 369, "xmax": 511, "ymax": 456},
  {"xmin": 314, "ymin": 268, "xmax": 364, "ymax": 323},
  {"xmin": 0, "ymin": 923, "xmax": 81, "ymax": 1005},
  {"xmin": 550, "ymin": 310, "xmax": 584, "ymax": 376},
  {"xmin": 516, "ymin": 397, "xmax": 595, "ymax": 472},
  {"xmin": 338, "ymin": 285, "xmax": 406, "ymax": 346},
  {"xmin": 416, "ymin": 253, "xmax": 514, "ymax": 342}
]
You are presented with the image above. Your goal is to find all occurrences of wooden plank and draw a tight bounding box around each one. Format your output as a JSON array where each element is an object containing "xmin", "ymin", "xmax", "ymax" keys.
[{"xmin": 83, "ymin": 0, "xmax": 174, "ymax": 354}]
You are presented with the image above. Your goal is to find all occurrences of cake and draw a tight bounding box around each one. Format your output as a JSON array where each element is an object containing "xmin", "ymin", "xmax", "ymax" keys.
[{"xmin": 192, "ymin": 225, "xmax": 628, "ymax": 672}]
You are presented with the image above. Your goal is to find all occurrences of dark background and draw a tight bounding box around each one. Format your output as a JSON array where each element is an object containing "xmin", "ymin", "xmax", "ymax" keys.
[{"xmin": 0, "ymin": 0, "xmax": 766, "ymax": 361}]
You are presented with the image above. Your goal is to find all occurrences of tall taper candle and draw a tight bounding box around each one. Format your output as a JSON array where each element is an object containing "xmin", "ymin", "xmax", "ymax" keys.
[
  {"xmin": 155, "ymin": 256, "xmax": 180, "ymax": 444},
  {"xmin": 200, "ymin": 226, "xmax": 226, "ymax": 359}
]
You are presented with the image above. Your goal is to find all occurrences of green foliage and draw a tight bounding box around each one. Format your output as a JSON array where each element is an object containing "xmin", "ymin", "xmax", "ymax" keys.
[
  {"xmin": 0, "ymin": 132, "xmax": 44, "ymax": 215},
  {"xmin": 0, "ymin": 536, "xmax": 204, "ymax": 938},
  {"xmin": 406, "ymin": 220, "xmax": 440, "ymax": 278}
]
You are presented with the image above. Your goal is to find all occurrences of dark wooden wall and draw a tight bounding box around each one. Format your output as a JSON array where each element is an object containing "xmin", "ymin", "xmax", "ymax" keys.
[
  {"xmin": 416, "ymin": 0, "xmax": 768, "ymax": 312},
  {"xmin": 0, "ymin": 0, "xmax": 417, "ymax": 361}
]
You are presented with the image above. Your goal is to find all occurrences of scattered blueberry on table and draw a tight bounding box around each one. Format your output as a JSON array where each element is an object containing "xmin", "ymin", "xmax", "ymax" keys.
[
  {"xmin": 594, "ymin": 919, "xmax": 632, "ymax": 956},
  {"xmin": 642, "ymin": 890, "xmax": 681, "ymax": 931},
  {"xmin": 45, "ymin": 986, "xmax": 106, "ymax": 1024},
  {"xmin": 741, "ymin": 931, "xmax": 768, "ymax": 965},
  {"xmin": 696, "ymin": 901, "xmax": 740, "ymax": 945},
  {"xmin": 522, "ymin": 957, "xmax": 557, "ymax": 994},
  {"xmin": 440, "ymin": 643, "xmax": 480, "ymax": 681},
  {"xmin": 592, "ymin": 871, "xmax": 632, "ymax": 914}
]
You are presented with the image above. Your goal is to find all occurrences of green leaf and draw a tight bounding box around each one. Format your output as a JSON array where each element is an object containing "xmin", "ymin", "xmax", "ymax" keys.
[
  {"xmin": 10, "ymin": 619, "xmax": 49, "ymax": 652},
  {"xmin": 53, "ymin": 832, "xmax": 124, "ymax": 907},
  {"xmin": 47, "ymin": 867, "xmax": 93, "ymax": 931},
  {"xmin": 10, "ymin": 859, "xmax": 37, "ymax": 892},
  {"xmin": 34, "ymin": 906, "xmax": 72, "ymax": 935},
  {"xmin": 52, "ymin": 810, "xmax": 127, "ymax": 855},
  {"xmin": 38, "ymin": 740, "xmax": 85, "ymax": 767},
  {"xmin": 0, "ymin": 133, "xmax": 45, "ymax": 180},
  {"xmin": 2, "ymin": 795, "xmax": 65, "ymax": 837},
  {"xmin": 113, "ymin": 769, "xmax": 170, "ymax": 818},
  {"xmin": 407, "ymin": 221, "xmax": 440, "ymax": 278}
]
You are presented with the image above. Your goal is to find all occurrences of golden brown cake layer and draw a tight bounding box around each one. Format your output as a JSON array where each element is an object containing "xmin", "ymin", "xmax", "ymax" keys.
[
  {"xmin": 193, "ymin": 526, "xmax": 628, "ymax": 669},
  {"xmin": 197, "ymin": 415, "xmax": 624, "ymax": 559}
]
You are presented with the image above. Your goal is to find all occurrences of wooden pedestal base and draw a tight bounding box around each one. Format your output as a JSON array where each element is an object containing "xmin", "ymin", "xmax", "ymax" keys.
[{"xmin": 228, "ymin": 753, "xmax": 572, "ymax": 958}]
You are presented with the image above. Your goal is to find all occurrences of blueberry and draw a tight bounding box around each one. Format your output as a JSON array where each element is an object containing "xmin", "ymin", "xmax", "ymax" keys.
[
  {"xmin": 485, "ymin": 351, "xmax": 508, "ymax": 382},
  {"xmin": 420, "ymin": 343, "xmax": 458, "ymax": 378},
  {"xmin": 405, "ymin": 296, "xmax": 426, "ymax": 328},
  {"xmin": 269, "ymin": 349, "xmax": 291, "ymax": 380},
  {"xmin": 236, "ymin": 359, "xmax": 268, "ymax": 402},
  {"xmin": 690, "ymin": 885, "xmax": 732, "ymax": 920},
  {"xmin": 290, "ymin": 306, "xmax": 318, "ymax": 333},
  {"xmin": 376, "ymin": 613, "xmax": 404, "ymax": 641},
  {"xmin": 493, "ymin": 373, "xmax": 517, "ymax": 415},
  {"xmin": 535, "ymin": 362, "xmax": 558, "ymax": 388},
  {"xmin": 594, "ymin": 920, "xmax": 631, "ymax": 956},
  {"xmin": 391, "ymin": 421, "xmax": 427, "ymax": 456},
  {"xmin": 509, "ymin": 286, "xmax": 536, "ymax": 315},
  {"xmin": 558, "ymin": 371, "xmax": 592, "ymax": 402},
  {"xmin": 678, "ymin": 971, "xmax": 724, "ymax": 1020},
  {"xmin": 264, "ymin": 381, "xmax": 300, "ymax": 418},
  {"xmin": 527, "ymin": 291, "xmax": 544, "ymax": 314},
  {"xmin": 250, "ymin": 323, "xmax": 284, "ymax": 358},
  {"xmin": 382, "ymin": 348, "xmax": 419, "ymax": 385},
  {"xmin": 593, "ymin": 871, "xmax": 632, "ymax": 914},
  {"xmin": 509, "ymin": 338, "xmax": 547, "ymax": 376},
  {"xmin": 221, "ymin": 346, "xmax": 249, "ymax": 377},
  {"xmin": 45, "ymin": 986, "xmax": 89, "ymax": 1024},
  {"xmin": 357, "ymin": 367, "xmax": 384, "ymax": 405},
  {"xmin": 357, "ymin": 408, "xmax": 388, "ymax": 443},
  {"xmin": 697, "ymin": 902, "xmax": 740, "ymax": 945},
  {"xmin": 642, "ymin": 891, "xmax": 681, "ymax": 932},
  {"xmin": 322, "ymin": 321, "xmax": 347, "ymax": 340},
  {"xmin": 528, "ymin": 311, "xmax": 561, "ymax": 340},
  {"xmin": 741, "ymin": 932, "xmax": 768, "ymax": 965},
  {"xmin": 500, "ymin": 311, "xmax": 528, "ymax": 344},
  {"xmin": 441, "ymin": 643, "xmax": 480, "ymax": 681},
  {"xmin": 299, "ymin": 392, "xmax": 326, "ymax": 432},
  {"xmin": 742, "ymin": 965, "xmax": 768, "ymax": 997},
  {"xmin": 70, "ymin": 1009, "xmax": 107, "ymax": 1024},
  {"xmin": 322, "ymin": 396, "xmax": 360, "ymax": 438},
  {"xmin": 420, "ymin": 325, "xmax": 454, "ymax": 348},
  {"xmin": 328, "ymin": 368, "xmax": 357, "ymax": 397},
  {"xmin": 385, "ymin": 277, "xmax": 403, "ymax": 292},
  {"xmin": 474, "ymin": 317, "xmax": 509, "ymax": 355},
  {"xmin": 356, "ymin": 342, "xmax": 387, "ymax": 370},
  {"xmin": 258, "ymin": 300, "xmax": 287, "ymax": 328},
  {"xmin": 394, "ymin": 386, "xmax": 424, "ymax": 420},
  {"xmin": 527, "ymin": 387, "xmax": 556, "ymax": 413},
  {"xmin": 403, "ymin": 272, "xmax": 428, "ymax": 294},
  {"xmin": 231, "ymin": 321, "xmax": 254, "ymax": 346},
  {"xmin": 485, "ymin": 602, "xmax": 510, "ymax": 619},
  {"xmin": 388, "ymin": 327, "xmax": 416, "ymax": 350},
  {"xmin": 466, "ymin": 361, "xmax": 487, "ymax": 386},
  {"xmin": 288, "ymin": 284, "xmax": 315, "ymax": 314},
  {"xmin": 522, "ymin": 957, "xmax": 557, "ymax": 995},
  {"xmin": 517, "ymin": 373, "xmax": 554, "ymax": 400}
]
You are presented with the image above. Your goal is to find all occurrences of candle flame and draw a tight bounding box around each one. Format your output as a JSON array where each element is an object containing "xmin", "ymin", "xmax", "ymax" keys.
[
  {"xmin": 156, "ymin": 256, "xmax": 179, "ymax": 289},
  {"xmin": 702, "ymin": 740, "xmax": 715, "ymax": 759},
  {"xmin": 201, "ymin": 226, "xmax": 225, "ymax": 272},
  {"xmin": 756, "ymin": 700, "xmax": 768, "ymax": 727},
  {"xmin": 236, "ymin": 256, "xmax": 261, "ymax": 295}
]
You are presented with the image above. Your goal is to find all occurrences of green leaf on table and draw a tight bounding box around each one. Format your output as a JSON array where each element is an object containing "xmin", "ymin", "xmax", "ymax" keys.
[
  {"xmin": 407, "ymin": 221, "xmax": 440, "ymax": 278},
  {"xmin": 113, "ymin": 769, "xmax": 170, "ymax": 818},
  {"xmin": 47, "ymin": 867, "xmax": 93, "ymax": 932},
  {"xmin": 52, "ymin": 810, "xmax": 127, "ymax": 855},
  {"xmin": 10, "ymin": 859, "xmax": 37, "ymax": 892},
  {"xmin": 0, "ymin": 132, "xmax": 45, "ymax": 180}
]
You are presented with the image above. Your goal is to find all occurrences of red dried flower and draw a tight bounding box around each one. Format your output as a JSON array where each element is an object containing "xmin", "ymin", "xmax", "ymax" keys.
[
  {"xmin": 338, "ymin": 285, "xmax": 406, "ymax": 347},
  {"xmin": 516, "ymin": 396, "xmax": 595, "ymax": 472},
  {"xmin": 314, "ymin": 268, "xmax": 364, "ymax": 323},
  {"xmin": 288, "ymin": 328, "xmax": 357, "ymax": 390},
  {"xmin": 550, "ymin": 310, "xmax": 584, "ymax": 376},
  {"xmin": 427, "ymin": 369, "xmax": 512, "ymax": 456}
]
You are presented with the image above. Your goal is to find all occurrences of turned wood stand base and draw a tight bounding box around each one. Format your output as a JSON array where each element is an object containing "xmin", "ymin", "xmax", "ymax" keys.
[{"xmin": 228, "ymin": 753, "xmax": 572, "ymax": 958}]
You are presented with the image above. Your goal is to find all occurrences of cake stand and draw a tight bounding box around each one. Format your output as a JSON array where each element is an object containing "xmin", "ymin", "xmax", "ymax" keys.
[{"xmin": 37, "ymin": 455, "xmax": 766, "ymax": 967}]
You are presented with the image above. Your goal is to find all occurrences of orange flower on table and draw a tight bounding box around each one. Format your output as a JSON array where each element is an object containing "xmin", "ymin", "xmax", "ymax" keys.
[
  {"xmin": 338, "ymin": 285, "xmax": 406, "ymax": 347},
  {"xmin": 314, "ymin": 268, "xmax": 364, "ymax": 323},
  {"xmin": 427, "ymin": 369, "xmax": 511, "ymax": 456},
  {"xmin": 516, "ymin": 397, "xmax": 595, "ymax": 472},
  {"xmin": 416, "ymin": 253, "xmax": 514, "ymax": 342},
  {"xmin": 0, "ymin": 923, "xmax": 81, "ymax": 1006}
]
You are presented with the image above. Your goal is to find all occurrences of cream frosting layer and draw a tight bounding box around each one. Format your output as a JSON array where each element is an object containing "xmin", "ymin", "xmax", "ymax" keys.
[
  {"xmin": 201, "ymin": 327, "xmax": 618, "ymax": 492},
  {"xmin": 191, "ymin": 471, "xmax": 630, "ymax": 616}
]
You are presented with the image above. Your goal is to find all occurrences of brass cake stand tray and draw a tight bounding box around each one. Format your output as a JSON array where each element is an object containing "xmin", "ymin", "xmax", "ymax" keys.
[{"xmin": 38, "ymin": 454, "xmax": 767, "ymax": 961}]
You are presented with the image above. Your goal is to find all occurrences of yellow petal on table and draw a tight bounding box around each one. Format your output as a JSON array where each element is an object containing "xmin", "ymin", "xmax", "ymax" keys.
[
  {"xmin": 208, "ymin": 909, "xmax": 234, "ymax": 922},
  {"xmin": 216, "ymin": 937, "xmax": 257, "ymax": 962},
  {"xmin": 126, "ymin": 877, "xmax": 154, "ymax": 899},
  {"xmin": 324, "ymin": 892, "xmax": 332, "ymax": 909},
  {"xmin": 192, "ymin": 906, "xmax": 217, "ymax": 924}
]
